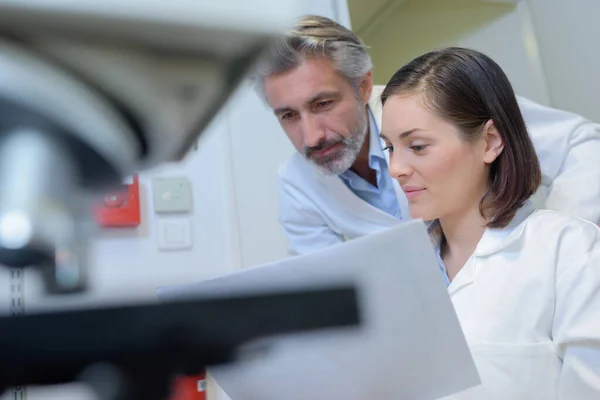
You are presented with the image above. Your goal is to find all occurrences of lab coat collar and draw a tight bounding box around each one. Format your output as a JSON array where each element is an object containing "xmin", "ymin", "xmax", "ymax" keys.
[
  {"xmin": 474, "ymin": 200, "xmax": 537, "ymax": 257},
  {"xmin": 430, "ymin": 200, "xmax": 537, "ymax": 257},
  {"xmin": 436, "ymin": 201, "xmax": 537, "ymax": 295},
  {"xmin": 428, "ymin": 200, "xmax": 535, "ymax": 257}
]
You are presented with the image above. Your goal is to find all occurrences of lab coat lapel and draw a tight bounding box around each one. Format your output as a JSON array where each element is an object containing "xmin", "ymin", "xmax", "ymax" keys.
[
  {"xmin": 448, "ymin": 257, "xmax": 476, "ymax": 295},
  {"xmin": 319, "ymin": 173, "xmax": 400, "ymax": 227}
]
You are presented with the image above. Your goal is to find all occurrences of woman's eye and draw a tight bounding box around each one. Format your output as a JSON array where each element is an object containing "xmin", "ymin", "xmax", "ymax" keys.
[
  {"xmin": 411, "ymin": 144, "xmax": 427, "ymax": 153},
  {"xmin": 382, "ymin": 145, "xmax": 393, "ymax": 152}
]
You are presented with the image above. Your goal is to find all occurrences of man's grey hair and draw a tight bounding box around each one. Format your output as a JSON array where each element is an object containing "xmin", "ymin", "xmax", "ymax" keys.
[{"xmin": 254, "ymin": 15, "xmax": 373, "ymax": 103}]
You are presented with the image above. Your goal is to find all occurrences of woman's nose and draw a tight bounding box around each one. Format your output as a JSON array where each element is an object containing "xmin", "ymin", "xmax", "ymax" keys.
[{"xmin": 388, "ymin": 153, "xmax": 412, "ymax": 181}]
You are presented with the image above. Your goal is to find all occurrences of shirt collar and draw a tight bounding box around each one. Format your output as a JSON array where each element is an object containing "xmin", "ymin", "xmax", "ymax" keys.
[
  {"xmin": 429, "ymin": 200, "xmax": 537, "ymax": 257},
  {"xmin": 339, "ymin": 107, "xmax": 384, "ymax": 183}
]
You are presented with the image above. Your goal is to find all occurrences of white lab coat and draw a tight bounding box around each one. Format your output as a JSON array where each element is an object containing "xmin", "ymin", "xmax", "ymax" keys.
[
  {"xmin": 438, "ymin": 201, "xmax": 600, "ymax": 399},
  {"xmin": 278, "ymin": 85, "xmax": 600, "ymax": 256}
]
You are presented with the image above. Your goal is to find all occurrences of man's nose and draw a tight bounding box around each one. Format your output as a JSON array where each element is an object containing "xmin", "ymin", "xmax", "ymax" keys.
[{"xmin": 300, "ymin": 115, "xmax": 325, "ymax": 148}]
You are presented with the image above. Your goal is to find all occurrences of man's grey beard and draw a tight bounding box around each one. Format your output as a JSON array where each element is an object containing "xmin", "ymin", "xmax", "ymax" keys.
[{"xmin": 303, "ymin": 106, "xmax": 369, "ymax": 176}]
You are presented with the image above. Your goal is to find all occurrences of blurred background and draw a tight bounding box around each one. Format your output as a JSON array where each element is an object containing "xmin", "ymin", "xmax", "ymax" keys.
[{"xmin": 0, "ymin": 0, "xmax": 598, "ymax": 399}]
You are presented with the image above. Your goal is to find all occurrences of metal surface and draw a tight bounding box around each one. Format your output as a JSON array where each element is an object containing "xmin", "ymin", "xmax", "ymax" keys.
[
  {"xmin": 0, "ymin": 285, "xmax": 360, "ymax": 400},
  {"xmin": 0, "ymin": 0, "xmax": 300, "ymax": 170},
  {"xmin": 9, "ymin": 269, "xmax": 26, "ymax": 400}
]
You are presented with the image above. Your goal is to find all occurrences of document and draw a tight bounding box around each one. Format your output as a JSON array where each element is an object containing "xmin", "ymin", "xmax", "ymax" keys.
[{"xmin": 157, "ymin": 219, "xmax": 480, "ymax": 400}]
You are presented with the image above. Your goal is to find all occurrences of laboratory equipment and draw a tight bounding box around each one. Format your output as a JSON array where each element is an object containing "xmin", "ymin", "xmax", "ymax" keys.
[{"xmin": 0, "ymin": 2, "xmax": 362, "ymax": 399}]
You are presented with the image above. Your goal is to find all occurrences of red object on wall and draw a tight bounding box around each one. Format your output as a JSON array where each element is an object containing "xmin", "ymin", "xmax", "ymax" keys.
[
  {"xmin": 93, "ymin": 174, "xmax": 141, "ymax": 228},
  {"xmin": 169, "ymin": 371, "xmax": 207, "ymax": 400}
]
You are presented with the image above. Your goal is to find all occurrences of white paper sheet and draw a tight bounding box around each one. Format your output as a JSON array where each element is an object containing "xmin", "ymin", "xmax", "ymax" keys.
[{"xmin": 157, "ymin": 219, "xmax": 480, "ymax": 400}]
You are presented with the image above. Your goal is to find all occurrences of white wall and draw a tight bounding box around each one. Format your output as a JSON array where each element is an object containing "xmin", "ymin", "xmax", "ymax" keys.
[
  {"xmin": 23, "ymin": 112, "xmax": 240, "ymax": 313},
  {"xmin": 455, "ymin": 1, "xmax": 551, "ymax": 107},
  {"xmin": 525, "ymin": 0, "xmax": 600, "ymax": 123},
  {"xmin": 0, "ymin": 1, "xmax": 351, "ymax": 400}
]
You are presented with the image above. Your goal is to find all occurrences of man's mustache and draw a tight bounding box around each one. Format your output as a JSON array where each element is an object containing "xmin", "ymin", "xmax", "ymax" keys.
[{"xmin": 304, "ymin": 139, "xmax": 346, "ymax": 158}]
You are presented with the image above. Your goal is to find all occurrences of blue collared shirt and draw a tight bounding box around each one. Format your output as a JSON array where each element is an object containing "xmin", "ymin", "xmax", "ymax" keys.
[{"xmin": 339, "ymin": 109, "xmax": 403, "ymax": 219}]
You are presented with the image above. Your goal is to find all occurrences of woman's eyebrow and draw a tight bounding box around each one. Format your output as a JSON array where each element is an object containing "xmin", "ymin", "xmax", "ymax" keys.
[{"xmin": 380, "ymin": 128, "xmax": 422, "ymax": 140}]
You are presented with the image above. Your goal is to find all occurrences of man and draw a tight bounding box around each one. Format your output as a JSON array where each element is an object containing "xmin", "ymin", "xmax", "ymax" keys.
[{"xmin": 254, "ymin": 15, "xmax": 600, "ymax": 256}]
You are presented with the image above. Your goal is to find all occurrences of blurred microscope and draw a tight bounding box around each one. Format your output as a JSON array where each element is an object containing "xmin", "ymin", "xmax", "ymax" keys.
[{"xmin": 0, "ymin": 2, "xmax": 360, "ymax": 399}]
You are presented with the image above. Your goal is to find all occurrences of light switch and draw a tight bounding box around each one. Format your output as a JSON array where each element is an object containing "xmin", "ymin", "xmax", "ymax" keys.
[
  {"xmin": 152, "ymin": 176, "xmax": 193, "ymax": 213},
  {"xmin": 165, "ymin": 223, "xmax": 185, "ymax": 243},
  {"xmin": 157, "ymin": 219, "xmax": 192, "ymax": 251}
]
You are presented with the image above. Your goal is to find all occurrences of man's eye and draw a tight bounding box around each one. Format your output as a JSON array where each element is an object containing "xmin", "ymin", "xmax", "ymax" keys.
[
  {"xmin": 317, "ymin": 101, "xmax": 332, "ymax": 108},
  {"xmin": 281, "ymin": 112, "xmax": 293, "ymax": 120}
]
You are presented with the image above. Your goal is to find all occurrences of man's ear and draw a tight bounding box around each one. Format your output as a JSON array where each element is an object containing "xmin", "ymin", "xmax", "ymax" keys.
[
  {"xmin": 482, "ymin": 119, "xmax": 504, "ymax": 164},
  {"xmin": 358, "ymin": 70, "xmax": 373, "ymax": 105}
]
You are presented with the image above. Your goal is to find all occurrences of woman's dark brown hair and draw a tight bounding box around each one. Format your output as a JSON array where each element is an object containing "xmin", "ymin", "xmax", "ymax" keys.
[{"xmin": 380, "ymin": 47, "xmax": 542, "ymax": 228}]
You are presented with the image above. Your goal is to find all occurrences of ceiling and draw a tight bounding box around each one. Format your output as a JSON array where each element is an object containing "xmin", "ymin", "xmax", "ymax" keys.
[
  {"xmin": 346, "ymin": 0, "xmax": 404, "ymax": 34},
  {"xmin": 346, "ymin": 0, "xmax": 519, "ymax": 36}
]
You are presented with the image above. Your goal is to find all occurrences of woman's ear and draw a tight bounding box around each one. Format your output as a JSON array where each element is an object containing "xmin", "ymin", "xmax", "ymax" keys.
[{"xmin": 482, "ymin": 119, "xmax": 504, "ymax": 164}]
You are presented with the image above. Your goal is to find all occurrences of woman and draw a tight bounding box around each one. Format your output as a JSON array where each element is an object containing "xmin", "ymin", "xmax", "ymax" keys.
[{"xmin": 380, "ymin": 47, "xmax": 600, "ymax": 399}]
